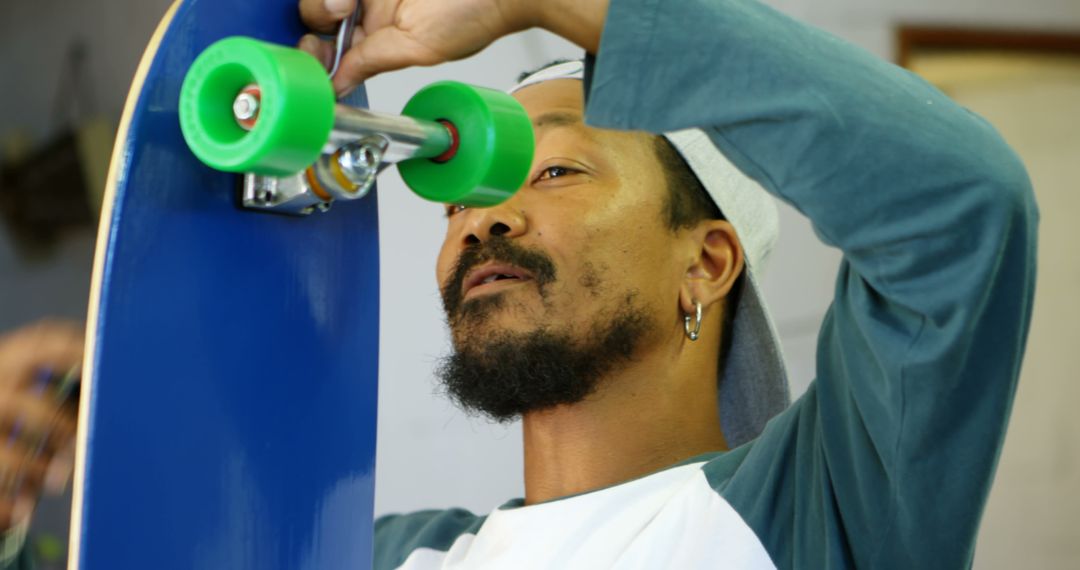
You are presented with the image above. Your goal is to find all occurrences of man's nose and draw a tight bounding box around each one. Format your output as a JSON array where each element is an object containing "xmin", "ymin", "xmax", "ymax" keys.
[{"xmin": 463, "ymin": 202, "xmax": 527, "ymax": 245}]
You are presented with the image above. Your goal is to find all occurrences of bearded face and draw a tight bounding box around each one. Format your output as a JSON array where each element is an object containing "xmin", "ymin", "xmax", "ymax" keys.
[
  {"xmin": 437, "ymin": 235, "xmax": 652, "ymax": 421},
  {"xmin": 433, "ymin": 80, "xmax": 689, "ymax": 422}
]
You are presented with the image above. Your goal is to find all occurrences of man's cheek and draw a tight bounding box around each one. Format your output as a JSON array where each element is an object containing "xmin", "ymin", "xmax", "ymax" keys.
[
  {"xmin": 577, "ymin": 259, "xmax": 609, "ymax": 297},
  {"xmin": 435, "ymin": 257, "xmax": 456, "ymax": 293}
]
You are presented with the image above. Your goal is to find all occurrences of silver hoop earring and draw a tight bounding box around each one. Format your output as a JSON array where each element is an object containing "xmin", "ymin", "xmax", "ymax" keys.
[{"xmin": 684, "ymin": 300, "xmax": 703, "ymax": 341}]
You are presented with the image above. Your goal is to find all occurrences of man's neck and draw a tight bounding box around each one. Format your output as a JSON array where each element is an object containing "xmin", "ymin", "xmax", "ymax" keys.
[{"xmin": 520, "ymin": 337, "xmax": 727, "ymax": 505}]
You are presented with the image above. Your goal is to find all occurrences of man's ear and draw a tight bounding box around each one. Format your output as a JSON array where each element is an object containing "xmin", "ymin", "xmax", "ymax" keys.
[{"xmin": 679, "ymin": 220, "xmax": 744, "ymax": 315}]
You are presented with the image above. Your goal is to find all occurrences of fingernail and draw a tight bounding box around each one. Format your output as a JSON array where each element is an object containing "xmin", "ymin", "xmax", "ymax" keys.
[
  {"xmin": 324, "ymin": 0, "xmax": 352, "ymax": 17},
  {"xmin": 298, "ymin": 35, "xmax": 327, "ymax": 69}
]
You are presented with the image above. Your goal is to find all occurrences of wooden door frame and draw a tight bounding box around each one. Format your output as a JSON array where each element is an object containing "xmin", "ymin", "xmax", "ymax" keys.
[{"xmin": 896, "ymin": 26, "xmax": 1080, "ymax": 68}]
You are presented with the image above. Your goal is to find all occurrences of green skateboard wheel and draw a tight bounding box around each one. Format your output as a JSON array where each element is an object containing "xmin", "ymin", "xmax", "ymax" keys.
[
  {"xmin": 398, "ymin": 81, "xmax": 534, "ymax": 206},
  {"xmin": 179, "ymin": 37, "xmax": 334, "ymax": 177}
]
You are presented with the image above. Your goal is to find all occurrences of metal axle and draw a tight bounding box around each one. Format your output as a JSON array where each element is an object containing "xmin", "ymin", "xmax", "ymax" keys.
[
  {"xmin": 326, "ymin": 104, "xmax": 452, "ymax": 165},
  {"xmin": 235, "ymin": 96, "xmax": 456, "ymax": 216}
]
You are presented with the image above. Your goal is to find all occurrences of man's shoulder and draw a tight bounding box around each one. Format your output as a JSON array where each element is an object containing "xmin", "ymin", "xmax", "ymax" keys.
[{"xmin": 374, "ymin": 508, "xmax": 486, "ymax": 570}]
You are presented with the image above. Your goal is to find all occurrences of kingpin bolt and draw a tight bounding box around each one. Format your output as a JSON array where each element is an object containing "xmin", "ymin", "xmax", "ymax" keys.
[
  {"xmin": 334, "ymin": 135, "xmax": 389, "ymax": 198},
  {"xmin": 232, "ymin": 84, "xmax": 262, "ymax": 130}
]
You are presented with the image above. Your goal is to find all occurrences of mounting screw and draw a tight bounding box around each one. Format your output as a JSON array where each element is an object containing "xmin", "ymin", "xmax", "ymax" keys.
[
  {"xmin": 233, "ymin": 93, "xmax": 258, "ymax": 120},
  {"xmin": 232, "ymin": 84, "xmax": 262, "ymax": 131}
]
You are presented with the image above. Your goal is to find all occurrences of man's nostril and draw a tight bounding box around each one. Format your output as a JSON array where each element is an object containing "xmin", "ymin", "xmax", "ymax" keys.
[{"xmin": 490, "ymin": 222, "xmax": 511, "ymax": 236}]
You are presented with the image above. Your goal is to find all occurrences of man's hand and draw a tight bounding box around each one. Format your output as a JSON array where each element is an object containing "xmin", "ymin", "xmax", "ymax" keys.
[
  {"xmin": 0, "ymin": 320, "xmax": 82, "ymax": 533},
  {"xmin": 298, "ymin": 0, "xmax": 609, "ymax": 96},
  {"xmin": 299, "ymin": 0, "xmax": 534, "ymax": 95}
]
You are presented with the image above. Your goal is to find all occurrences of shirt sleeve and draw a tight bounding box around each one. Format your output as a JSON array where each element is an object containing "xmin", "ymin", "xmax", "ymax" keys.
[
  {"xmin": 583, "ymin": 0, "xmax": 1038, "ymax": 568},
  {"xmin": 373, "ymin": 510, "xmax": 486, "ymax": 570}
]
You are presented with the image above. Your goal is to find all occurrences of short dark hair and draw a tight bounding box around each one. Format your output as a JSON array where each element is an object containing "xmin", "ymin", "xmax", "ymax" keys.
[
  {"xmin": 516, "ymin": 59, "xmax": 579, "ymax": 83},
  {"xmin": 652, "ymin": 137, "xmax": 723, "ymax": 230}
]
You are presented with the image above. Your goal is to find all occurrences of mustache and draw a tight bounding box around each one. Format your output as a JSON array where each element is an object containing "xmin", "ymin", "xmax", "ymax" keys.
[{"xmin": 440, "ymin": 236, "xmax": 557, "ymax": 318}]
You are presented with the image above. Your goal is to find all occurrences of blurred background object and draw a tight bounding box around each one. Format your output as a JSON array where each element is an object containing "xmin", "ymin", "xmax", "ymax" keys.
[
  {"xmin": 0, "ymin": 41, "xmax": 109, "ymax": 258},
  {"xmin": 0, "ymin": 0, "xmax": 1077, "ymax": 568}
]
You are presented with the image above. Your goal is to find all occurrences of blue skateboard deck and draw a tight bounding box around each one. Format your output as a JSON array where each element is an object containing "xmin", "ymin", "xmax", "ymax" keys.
[{"xmin": 72, "ymin": 1, "xmax": 378, "ymax": 568}]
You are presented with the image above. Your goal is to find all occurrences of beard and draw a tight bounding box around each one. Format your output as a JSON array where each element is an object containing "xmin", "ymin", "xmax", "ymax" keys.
[{"xmin": 437, "ymin": 237, "xmax": 654, "ymax": 422}]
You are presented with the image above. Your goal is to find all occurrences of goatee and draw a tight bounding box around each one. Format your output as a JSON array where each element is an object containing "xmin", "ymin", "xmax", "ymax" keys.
[{"xmin": 436, "ymin": 294, "xmax": 652, "ymax": 422}]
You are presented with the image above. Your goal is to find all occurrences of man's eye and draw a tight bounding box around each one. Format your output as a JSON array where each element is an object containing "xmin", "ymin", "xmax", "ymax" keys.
[
  {"xmin": 536, "ymin": 166, "xmax": 574, "ymax": 181},
  {"xmin": 445, "ymin": 204, "xmax": 467, "ymax": 217}
]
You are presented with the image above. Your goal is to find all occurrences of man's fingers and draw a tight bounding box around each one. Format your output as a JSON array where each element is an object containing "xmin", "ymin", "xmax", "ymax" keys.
[
  {"xmin": 298, "ymin": 34, "xmax": 335, "ymax": 70},
  {"xmin": 333, "ymin": 27, "xmax": 442, "ymax": 94},
  {"xmin": 358, "ymin": 0, "xmax": 398, "ymax": 38},
  {"xmin": 0, "ymin": 394, "xmax": 77, "ymax": 438},
  {"xmin": 299, "ymin": 23, "xmax": 370, "ymax": 73},
  {"xmin": 0, "ymin": 445, "xmax": 49, "ymax": 485},
  {"xmin": 0, "ymin": 415, "xmax": 74, "ymax": 531},
  {"xmin": 299, "ymin": 0, "xmax": 358, "ymax": 34},
  {"xmin": 0, "ymin": 320, "xmax": 83, "ymax": 389},
  {"xmin": 0, "ymin": 395, "xmax": 78, "ymax": 450}
]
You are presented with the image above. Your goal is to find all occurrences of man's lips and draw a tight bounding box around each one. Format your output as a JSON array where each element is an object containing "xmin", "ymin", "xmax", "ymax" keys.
[{"xmin": 462, "ymin": 263, "xmax": 534, "ymax": 299}]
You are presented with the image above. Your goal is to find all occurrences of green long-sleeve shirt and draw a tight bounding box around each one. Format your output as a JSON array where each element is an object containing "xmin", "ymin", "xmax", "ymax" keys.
[{"xmin": 371, "ymin": 0, "xmax": 1037, "ymax": 569}]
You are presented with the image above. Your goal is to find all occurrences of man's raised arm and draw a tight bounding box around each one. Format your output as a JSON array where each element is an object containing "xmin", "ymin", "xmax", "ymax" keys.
[{"xmin": 580, "ymin": 0, "xmax": 1036, "ymax": 567}]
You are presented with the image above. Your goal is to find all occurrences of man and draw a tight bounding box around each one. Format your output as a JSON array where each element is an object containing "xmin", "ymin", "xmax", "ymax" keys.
[{"xmin": 1, "ymin": 0, "xmax": 1037, "ymax": 568}]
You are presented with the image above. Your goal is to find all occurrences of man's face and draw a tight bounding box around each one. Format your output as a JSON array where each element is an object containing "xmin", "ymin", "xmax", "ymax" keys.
[{"xmin": 434, "ymin": 79, "xmax": 690, "ymax": 420}]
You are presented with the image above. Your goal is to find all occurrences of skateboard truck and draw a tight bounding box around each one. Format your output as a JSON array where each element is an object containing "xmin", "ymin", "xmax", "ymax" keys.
[
  {"xmin": 237, "ymin": 98, "xmax": 456, "ymax": 215},
  {"xmin": 178, "ymin": 37, "xmax": 534, "ymax": 215}
]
